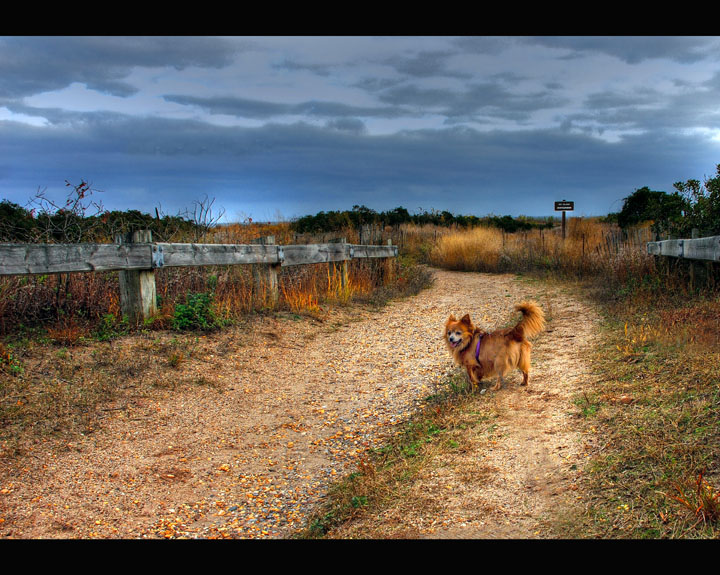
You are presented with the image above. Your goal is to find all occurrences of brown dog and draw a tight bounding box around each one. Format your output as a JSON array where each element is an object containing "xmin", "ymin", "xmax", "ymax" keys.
[{"xmin": 444, "ymin": 301, "xmax": 545, "ymax": 391}]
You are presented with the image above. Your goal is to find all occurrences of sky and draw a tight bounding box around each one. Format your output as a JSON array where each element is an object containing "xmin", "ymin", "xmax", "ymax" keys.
[{"xmin": 2, "ymin": 35, "xmax": 720, "ymax": 223}]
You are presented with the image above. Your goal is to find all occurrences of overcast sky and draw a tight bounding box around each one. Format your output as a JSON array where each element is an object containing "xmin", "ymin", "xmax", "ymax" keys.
[{"xmin": 2, "ymin": 36, "xmax": 720, "ymax": 222}]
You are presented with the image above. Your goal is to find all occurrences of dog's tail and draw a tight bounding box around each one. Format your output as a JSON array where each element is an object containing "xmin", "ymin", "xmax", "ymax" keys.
[{"xmin": 511, "ymin": 301, "xmax": 545, "ymax": 340}]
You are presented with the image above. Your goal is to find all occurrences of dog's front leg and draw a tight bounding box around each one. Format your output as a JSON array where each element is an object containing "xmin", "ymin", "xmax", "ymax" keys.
[
  {"xmin": 470, "ymin": 364, "xmax": 484, "ymax": 386},
  {"xmin": 464, "ymin": 365, "xmax": 477, "ymax": 388}
]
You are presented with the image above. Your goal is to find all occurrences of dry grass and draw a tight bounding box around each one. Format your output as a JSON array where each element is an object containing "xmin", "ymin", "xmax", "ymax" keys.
[
  {"xmin": 426, "ymin": 218, "xmax": 656, "ymax": 287},
  {"xmin": 0, "ymin": 221, "xmax": 420, "ymax": 338},
  {"xmin": 576, "ymin": 312, "xmax": 720, "ymax": 538},
  {"xmin": 0, "ymin": 326, "xmax": 245, "ymax": 457},
  {"xmin": 298, "ymin": 372, "xmax": 481, "ymax": 539},
  {"xmin": 428, "ymin": 226, "xmax": 504, "ymax": 271}
]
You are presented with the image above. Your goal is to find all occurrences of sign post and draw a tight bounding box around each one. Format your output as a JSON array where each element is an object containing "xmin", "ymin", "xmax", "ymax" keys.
[{"xmin": 554, "ymin": 200, "xmax": 574, "ymax": 239}]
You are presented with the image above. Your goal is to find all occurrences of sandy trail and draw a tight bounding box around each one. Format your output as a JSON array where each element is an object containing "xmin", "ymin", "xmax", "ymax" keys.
[{"xmin": 0, "ymin": 268, "xmax": 599, "ymax": 538}]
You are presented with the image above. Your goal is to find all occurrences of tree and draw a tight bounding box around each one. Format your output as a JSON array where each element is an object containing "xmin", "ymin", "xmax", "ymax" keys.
[
  {"xmin": 617, "ymin": 186, "xmax": 687, "ymax": 238},
  {"xmin": 381, "ymin": 206, "xmax": 411, "ymax": 227},
  {"xmin": 182, "ymin": 194, "xmax": 225, "ymax": 242},
  {"xmin": 0, "ymin": 200, "xmax": 36, "ymax": 241},
  {"xmin": 673, "ymin": 164, "xmax": 720, "ymax": 236},
  {"xmin": 28, "ymin": 180, "xmax": 107, "ymax": 243}
]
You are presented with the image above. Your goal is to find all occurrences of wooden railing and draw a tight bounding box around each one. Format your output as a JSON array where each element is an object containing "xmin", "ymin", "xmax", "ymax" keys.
[
  {"xmin": 0, "ymin": 231, "xmax": 398, "ymax": 323},
  {"xmin": 647, "ymin": 235, "xmax": 720, "ymax": 262}
]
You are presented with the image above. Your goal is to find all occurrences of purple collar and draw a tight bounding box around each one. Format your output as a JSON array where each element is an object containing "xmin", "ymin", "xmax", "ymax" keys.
[{"xmin": 475, "ymin": 334, "xmax": 483, "ymax": 360}]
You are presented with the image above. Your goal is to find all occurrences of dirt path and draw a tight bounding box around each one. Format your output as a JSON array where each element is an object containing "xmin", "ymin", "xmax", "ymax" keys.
[{"xmin": 1, "ymin": 269, "xmax": 600, "ymax": 539}]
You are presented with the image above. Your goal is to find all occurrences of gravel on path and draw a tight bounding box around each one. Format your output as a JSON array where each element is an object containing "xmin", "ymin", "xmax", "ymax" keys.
[{"xmin": 0, "ymin": 269, "xmax": 599, "ymax": 539}]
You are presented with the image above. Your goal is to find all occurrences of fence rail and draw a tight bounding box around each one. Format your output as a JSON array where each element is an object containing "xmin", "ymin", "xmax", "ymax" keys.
[
  {"xmin": 0, "ymin": 232, "xmax": 398, "ymax": 323},
  {"xmin": 647, "ymin": 235, "xmax": 720, "ymax": 262},
  {"xmin": 0, "ymin": 241, "xmax": 398, "ymax": 276}
]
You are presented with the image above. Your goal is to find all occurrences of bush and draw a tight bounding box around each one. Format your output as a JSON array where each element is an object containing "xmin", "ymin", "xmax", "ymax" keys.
[
  {"xmin": 171, "ymin": 292, "xmax": 218, "ymax": 331},
  {"xmin": 674, "ymin": 164, "xmax": 720, "ymax": 236},
  {"xmin": 617, "ymin": 186, "xmax": 687, "ymax": 238},
  {"xmin": 94, "ymin": 313, "xmax": 129, "ymax": 341}
]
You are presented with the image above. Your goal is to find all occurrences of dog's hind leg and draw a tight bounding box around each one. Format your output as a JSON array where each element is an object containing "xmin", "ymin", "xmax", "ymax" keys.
[
  {"xmin": 491, "ymin": 376, "xmax": 503, "ymax": 391},
  {"xmin": 519, "ymin": 342, "xmax": 531, "ymax": 386},
  {"xmin": 491, "ymin": 358, "xmax": 509, "ymax": 391},
  {"xmin": 491, "ymin": 366, "xmax": 505, "ymax": 391}
]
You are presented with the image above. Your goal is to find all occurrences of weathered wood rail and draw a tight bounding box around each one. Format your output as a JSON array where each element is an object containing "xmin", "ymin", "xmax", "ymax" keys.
[
  {"xmin": 0, "ymin": 231, "xmax": 398, "ymax": 323},
  {"xmin": 646, "ymin": 235, "xmax": 720, "ymax": 262},
  {"xmin": 647, "ymin": 233, "xmax": 720, "ymax": 289},
  {"xmin": 0, "ymin": 240, "xmax": 398, "ymax": 274}
]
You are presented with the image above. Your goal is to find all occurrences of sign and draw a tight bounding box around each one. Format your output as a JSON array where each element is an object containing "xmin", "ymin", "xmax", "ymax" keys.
[{"xmin": 554, "ymin": 201, "xmax": 574, "ymax": 211}]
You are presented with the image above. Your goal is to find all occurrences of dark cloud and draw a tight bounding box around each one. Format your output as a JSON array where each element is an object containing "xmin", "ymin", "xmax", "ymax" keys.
[
  {"xmin": 164, "ymin": 95, "xmax": 290, "ymax": 120},
  {"xmin": 164, "ymin": 94, "xmax": 407, "ymax": 121},
  {"xmin": 383, "ymin": 50, "xmax": 470, "ymax": 79},
  {"xmin": 324, "ymin": 118, "xmax": 367, "ymax": 134},
  {"xmin": 272, "ymin": 59, "xmax": 333, "ymax": 76},
  {"xmin": 521, "ymin": 36, "xmax": 720, "ymax": 64},
  {"xmin": 583, "ymin": 89, "xmax": 661, "ymax": 110},
  {"xmin": 378, "ymin": 81, "xmax": 568, "ymax": 122},
  {"xmin": 2, "ymin": 110, "xmax": 717, "ymax": 220},
  {"xmin": 0, "ymin": 36, "xmax": 241, "ymax": 99},
  {"xmin": 2, "ymin": 36, "xmax": 720, "ymax": 223}
]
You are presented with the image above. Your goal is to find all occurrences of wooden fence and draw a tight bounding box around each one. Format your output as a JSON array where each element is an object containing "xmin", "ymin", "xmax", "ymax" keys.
[
  {"xmin": 0, "ymin": 231, "xmax": 398, "ymax": 323},
  {"xmin": 647, "ymin": 233, "xmax": 720, "ymax": 288},
  {"xmin": 647, "ymin": 234, "xmax": 720, "ymax": 262}
]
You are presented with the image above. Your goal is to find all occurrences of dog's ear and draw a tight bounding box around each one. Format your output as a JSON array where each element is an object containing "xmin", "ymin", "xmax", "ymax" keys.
[
  {"xmin": 447, "ymin": 314, "xmax": 456, "ymax": 322},
  {"xmin": 460, "ymin": 314, "xmax": 471, "ymax": 325}
]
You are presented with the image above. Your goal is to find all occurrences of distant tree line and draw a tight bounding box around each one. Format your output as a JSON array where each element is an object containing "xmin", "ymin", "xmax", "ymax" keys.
[
  {"xmin": 290, "ymin": 205, "xmax": 555, "ymax": 235},
  {"xmin": 0, "ymin": 181, "xmax": 217, "ymax": 243},
  {"xmin": 609, "ymin": 163, "xmax": 720, "ymax": 238},
  {"xmin": 0, "ymin": 183, "xmax": 205, "ymax": 244},
  {"xmin": 0, "ymin": 200, "xmax": 202, "ymax": 243},
  {"xmin": 16, "ymin": 165, "xmax": 720, "ymax": 246}
]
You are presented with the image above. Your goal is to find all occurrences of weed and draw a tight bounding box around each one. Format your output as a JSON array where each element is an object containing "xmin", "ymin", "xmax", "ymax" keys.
[
  {"xmin": 575, "ymin": 392, "xmax": 602, "ymax": 418},
  {"xmin": 46, "ymin": 317, "xmax": 86, "ymax": 346},
  {"xmin": 172, "ymin": 292, "xmax": 218, "ymax": 331},
  {"xmin": 669, "ymin": 471, "xmax": 720, "ymax": 530},
  {"xmin": 167, "ymin": 352, "xmax": 184, "ymax": 368},
  {"xmin": 94, "ymin": 313, "xmax": 129, "ymax": 341},
  {"xmin": 616, "ymin": 320, "xmax": 659, "ymax": 361},
  {"xmin": 280, "ymin": 280, "xmax": 322, "ymax": 316},
  {"xmin": 297, "ymin": 371, "xmax": 488, "ymax": 538},
  {"xmin": 0, "ymin": 343, "xmax": 23, "ymax": 376}
]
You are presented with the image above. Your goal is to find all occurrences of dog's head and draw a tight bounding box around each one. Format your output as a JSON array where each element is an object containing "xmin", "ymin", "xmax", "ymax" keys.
[{"xmin": 444, "ymin": 313, "xmax": 474, "ymax": 352}]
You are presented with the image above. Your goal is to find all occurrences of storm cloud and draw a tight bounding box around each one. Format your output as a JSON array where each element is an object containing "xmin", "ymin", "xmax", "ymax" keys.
[{"xmin": 2, "ymin": 36, "xmax": 720, "ymax": 222}]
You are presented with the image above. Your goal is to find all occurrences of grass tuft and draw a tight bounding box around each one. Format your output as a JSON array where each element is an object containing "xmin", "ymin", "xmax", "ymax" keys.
[{"xmin": 296, "ymin": 371, "xmax": 486, "ymax": 539}]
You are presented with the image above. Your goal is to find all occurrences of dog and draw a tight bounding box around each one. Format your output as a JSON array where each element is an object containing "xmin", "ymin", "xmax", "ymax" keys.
[{"xmin": 444, "ymin": 301, "xmax": 545, "ymax": 392}]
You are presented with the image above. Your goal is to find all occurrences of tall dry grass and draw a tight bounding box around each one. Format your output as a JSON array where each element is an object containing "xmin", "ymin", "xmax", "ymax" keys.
[
  {"xmin": 427, "ymin": 226, "xmax": 504, "ymax": 272},
  {"xmin": 426, "ymin": 218, "xmax": 657, "ymax": 292}
]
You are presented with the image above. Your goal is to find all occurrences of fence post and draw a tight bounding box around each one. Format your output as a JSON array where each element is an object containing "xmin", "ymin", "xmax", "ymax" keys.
[
  {"xmin": 251, "ymin": 235, "xmax": 279, "ymax": 308},
  {"xmin": 116, "ymin": 229, "xmax": 157, "ymax": 325},
  {"xmin": 328, "ymin": 237, "xmax": 348, "ymax": 291},
  {"xmin": 382, "ymin": 238, "xmax": 395, "ymax": 285}
]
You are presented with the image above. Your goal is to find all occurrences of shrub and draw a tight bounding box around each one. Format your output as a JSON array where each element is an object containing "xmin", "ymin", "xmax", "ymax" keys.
[{"xmin": 171, "ymin": 292, "xmax": 218, "ymax": 331}]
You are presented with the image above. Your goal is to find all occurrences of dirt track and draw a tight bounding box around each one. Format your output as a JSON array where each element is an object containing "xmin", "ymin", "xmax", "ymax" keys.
[{"xmin": 0, "ymin": 268, "xmax": 600, "ymax": 538}]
